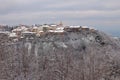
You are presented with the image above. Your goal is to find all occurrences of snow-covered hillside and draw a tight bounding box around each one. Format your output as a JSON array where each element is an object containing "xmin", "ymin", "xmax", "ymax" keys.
[{"xmin": 0, "ymin": 29, "xmax": 120, "ymax": 80}]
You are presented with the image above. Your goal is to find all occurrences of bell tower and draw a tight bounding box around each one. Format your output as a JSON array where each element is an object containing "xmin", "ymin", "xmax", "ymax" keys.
[{"xmin": 59, "ymin": 21, "xmax": 63, "ymax": 27}]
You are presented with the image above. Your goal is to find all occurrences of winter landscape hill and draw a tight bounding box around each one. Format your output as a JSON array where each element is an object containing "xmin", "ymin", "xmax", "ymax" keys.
[{"xmin": 0, "ymin": 28, "xmax": 120, "ymax": 80}]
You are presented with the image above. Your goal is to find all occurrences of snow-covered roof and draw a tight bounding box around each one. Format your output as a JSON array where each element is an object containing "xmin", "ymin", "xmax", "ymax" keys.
[
  {"xmin": 0, "ymin": 31, "xmax": 10, "ymax": 34},
  {"xmin": 21, "ymin": 27, "xmax": 28, "ymax": 31},
  {"xmin": 56, "ymin": 27, "xmax": 64, "ymax": 30},
  {"xmin": 81, "ymin": 26, "xmax": 89, "ymax": 28},
  {"xmin": 39, "ymin": 31, "xmax": 44, "ymax": 32},
  {"xmin": 9, "ymin": 33, "xmax": 17, "ymax": 37},
  {"xmin": 12, "ymin": 26, "xmax": 28, "ymax": 32},
  {"xmin": 42, "ymin": 25, "xmax": 50, "ymax": 27},
  {"xmin": 50, "ymin": 24, "xmax": 57, "ymax": 27},
  {"xmin": 69, "ymin": 26, "xmax": 80, "ymax": 28},
  {"xmin": 33, "ymin": 26, "xmax": 38, "ymax": 29},
  {"xmin": 48, "ymin": 30, "xmax": 64, "ymax": 33},
  {"xmin": 22, "ymin": 31, "xmax": 36, "ymax": 34},
  {"xmin": 48, "ymin": 30, "xmax": 54, "ymax": 32},
  {"xmin": 54, "ymin": 30, "xmax": 64, "ymax": 33},
  {"xmin": 89, "ymin": 27, "xmax": 97, "ymax": 30}
]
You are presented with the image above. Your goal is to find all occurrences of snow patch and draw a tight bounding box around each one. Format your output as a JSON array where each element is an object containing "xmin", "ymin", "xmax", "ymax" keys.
[
  {"xmin": 25, "ymin": 42, "xmax": 32, "ymax": 55},
  {"xmin": 35, "ymin": 44, "xmax": 39, "ymax": 57},
  {"xmin": 82, "ymin": 37, "xmax": 90, "ymax": 43},
  {"xmin": 55, "ymin": 42, "xmax": 68, "ymax": 48}
]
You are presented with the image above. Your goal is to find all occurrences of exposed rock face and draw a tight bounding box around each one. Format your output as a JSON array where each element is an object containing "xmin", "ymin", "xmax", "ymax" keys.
[{"xmin": 0, "ymin": 30, "xmax": 120, "ymax": 80}]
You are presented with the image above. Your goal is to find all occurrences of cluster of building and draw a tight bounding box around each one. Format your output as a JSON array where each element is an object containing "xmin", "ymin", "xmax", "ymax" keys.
[{"xmin": 0, "ymin": 22, "xmax": 96, "ymax": 41}]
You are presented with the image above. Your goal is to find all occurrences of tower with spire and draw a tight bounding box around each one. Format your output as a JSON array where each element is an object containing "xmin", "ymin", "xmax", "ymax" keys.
[{"xmin": 58, "ymin": 21, "xmax": 63, "ymax": 27}]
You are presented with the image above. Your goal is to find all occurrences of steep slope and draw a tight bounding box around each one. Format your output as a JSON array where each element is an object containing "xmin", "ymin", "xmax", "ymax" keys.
[{"xmin": 0, "ymin": 30, "xmax": 120, "ymax": 80}]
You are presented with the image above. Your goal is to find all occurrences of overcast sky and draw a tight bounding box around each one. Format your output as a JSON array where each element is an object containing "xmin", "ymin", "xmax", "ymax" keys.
[{"xmin": 0, "ymin": 0, "xmax": 120, "ymax": 36}]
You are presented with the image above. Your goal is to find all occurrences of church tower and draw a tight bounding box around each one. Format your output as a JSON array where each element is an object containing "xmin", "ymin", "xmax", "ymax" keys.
[{"xmin": 59, "ymin": 21, "xmax": 63, "ymax": 27}]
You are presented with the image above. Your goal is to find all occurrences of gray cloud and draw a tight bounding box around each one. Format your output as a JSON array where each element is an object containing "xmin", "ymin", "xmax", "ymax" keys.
[{"xmin": 0, "ymin": 0, "xmax": 120, "ymax": 31}]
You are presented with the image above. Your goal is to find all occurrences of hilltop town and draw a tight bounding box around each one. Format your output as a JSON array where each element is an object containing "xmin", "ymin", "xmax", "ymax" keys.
[{"xmin": 0, "ymin": 22, "xmax": 96, "ymax": 42}]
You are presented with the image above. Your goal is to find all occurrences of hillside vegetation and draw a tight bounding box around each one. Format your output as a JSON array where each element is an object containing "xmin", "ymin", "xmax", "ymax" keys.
[{"xmin": 0, "ymin": 30, "xmax": 120, "ymax": 80}]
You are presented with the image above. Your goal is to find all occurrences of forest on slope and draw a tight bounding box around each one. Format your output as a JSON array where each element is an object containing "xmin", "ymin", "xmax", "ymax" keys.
[{"xmin": 0, "ymin": 30, "xmax": 120, "ymax": 80}]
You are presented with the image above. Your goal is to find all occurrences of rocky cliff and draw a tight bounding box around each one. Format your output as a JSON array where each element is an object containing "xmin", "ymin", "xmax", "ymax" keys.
[{"xmin": 0, "ymin": 30, "xmax": 120, "ymax": 80}]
